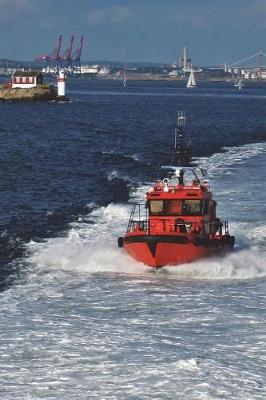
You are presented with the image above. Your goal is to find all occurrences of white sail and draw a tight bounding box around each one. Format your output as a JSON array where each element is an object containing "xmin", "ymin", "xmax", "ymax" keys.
[
  {"xmin": 186, "ymin": 69, "xmax": 196, "ymax": 88},
  {"xmin": 191, "ymin": 70, "xmax": 196, "ymax": 86}
]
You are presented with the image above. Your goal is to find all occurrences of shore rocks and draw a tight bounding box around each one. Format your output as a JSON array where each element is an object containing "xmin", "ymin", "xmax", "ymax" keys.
[{"xmin": 0, "ymin": 84, "xmax": 57, "ymax": 101}]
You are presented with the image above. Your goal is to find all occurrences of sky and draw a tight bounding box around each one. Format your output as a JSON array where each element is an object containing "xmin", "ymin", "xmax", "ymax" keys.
[{"xmin": 0, "ymin": 0, "xmax": 266, "ymax": 66}]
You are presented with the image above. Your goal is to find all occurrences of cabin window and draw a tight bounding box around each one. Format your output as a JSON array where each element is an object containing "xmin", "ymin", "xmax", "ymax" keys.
[
  {"xmin": 164, "ymin": 200, "xmax": 182, "ymax": 215},
  {"xmin": 150, "ymin": 200, "xmax": 164, "ymax": 215},
  {"xmin": 22, "ymin": 77, "xmax": 26, "ymax": 83},
  {"xmin": 182, "ymin": 200, "xmax": 202, "ymax": 215},
  {"xmin": 149, "ymin": 199, "xmax": 208, "ymax": 216}
]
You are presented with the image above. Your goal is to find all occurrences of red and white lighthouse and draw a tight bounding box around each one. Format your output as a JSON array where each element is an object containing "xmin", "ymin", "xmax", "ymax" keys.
[{"xmin": 57, "ymin": 70, "xmax": 66, "ymax": 97}]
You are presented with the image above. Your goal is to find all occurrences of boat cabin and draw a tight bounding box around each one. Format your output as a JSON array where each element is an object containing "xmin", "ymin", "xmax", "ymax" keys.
[{"xmin": 146, "ymin": 178, "xmax": 218, "ymax": 235}]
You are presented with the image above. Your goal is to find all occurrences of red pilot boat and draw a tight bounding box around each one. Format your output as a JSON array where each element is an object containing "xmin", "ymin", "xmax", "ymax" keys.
[{"xmin": 118, "ymin": 167, "xmax": 235, "ymax": 268}]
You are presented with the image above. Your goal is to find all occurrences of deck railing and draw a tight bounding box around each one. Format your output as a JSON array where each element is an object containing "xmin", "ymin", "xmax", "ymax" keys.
[
  {"xmin": 127, "ymin": 203, "xmax": 230, "ymax": 236},
  {"xmin": 127, "ymin": 203, "xmax": 148, "ymax": 232}
]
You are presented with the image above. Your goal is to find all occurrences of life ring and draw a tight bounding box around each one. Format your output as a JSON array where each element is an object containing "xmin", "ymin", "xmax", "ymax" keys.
[{"xmin": 163, "ymin": 178, "xmax": 169, "ymax": 185}]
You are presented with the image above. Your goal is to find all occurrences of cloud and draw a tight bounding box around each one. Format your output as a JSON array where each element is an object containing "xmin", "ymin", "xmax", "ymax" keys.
[
  {"xmin": 87, "ymin": 6, "xmax": 135, "ymax": 25},
  {"xmin": 174, "ymin": 13, "xmax": 207, "ymax": 28},
  {"xmin": 0, "ymin": 0, "xmax": 35, "ymax": 20},
  {"xmin": 242, "ymin": 0, "xmax": 266, "ymax": 26},
  {"xmin": 0, "ymin": 0, "xmax": 33, "ymax": 9}
]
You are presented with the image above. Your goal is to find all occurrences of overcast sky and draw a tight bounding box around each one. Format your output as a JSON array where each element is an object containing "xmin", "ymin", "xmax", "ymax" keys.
[{"xmin": 0, "ymin": 0, "xmax": 265, "ymax": 65}]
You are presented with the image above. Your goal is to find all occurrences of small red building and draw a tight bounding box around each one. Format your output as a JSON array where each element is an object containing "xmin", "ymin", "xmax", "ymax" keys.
[{"xmin": 11, "ymin": 70, "xmax": 43, "ymax": 89}]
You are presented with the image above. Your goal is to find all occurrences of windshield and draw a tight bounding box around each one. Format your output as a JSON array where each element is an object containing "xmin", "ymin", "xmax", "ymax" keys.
[{"xmin": 149, "ymin": 199, "xmax": 208, "ymax": 216}]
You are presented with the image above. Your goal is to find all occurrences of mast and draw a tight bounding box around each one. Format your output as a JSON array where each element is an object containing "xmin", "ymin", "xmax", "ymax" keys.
[
  {"xmin": 123, "ymin": 45, "xmax": 128, "ymax": 87},
  {"xmin": 191, "ymin": 69, "xmax": 196, "ymax": 86},
  {"xmin": 171, "ymin": 111, "xmax": 192, "ymax": 165}
]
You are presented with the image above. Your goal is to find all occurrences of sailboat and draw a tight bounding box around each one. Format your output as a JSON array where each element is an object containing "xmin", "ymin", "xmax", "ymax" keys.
[
  {"xmin": 234, "ymin": 79, "xmax": 244, "ymax": 90},
  {"xmin": 186, "ymin": 68, "xmax": 196, "ymax": 88}
]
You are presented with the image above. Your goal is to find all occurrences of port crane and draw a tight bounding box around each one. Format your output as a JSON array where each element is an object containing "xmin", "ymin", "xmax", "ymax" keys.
[
  {"xmin": 60, "ymin": 35, "xmax": 74, "ymax": 67},
  {"xmin": 72, "ymin": 36, "xmax": 84, "ymax": 72},
  {"xmin": 36, "ymin": 35, "xmax": 84, "ymax": 73},
  {"xmin": 36, "ymin": 34, "xmax": 62, "ymax": 70}
]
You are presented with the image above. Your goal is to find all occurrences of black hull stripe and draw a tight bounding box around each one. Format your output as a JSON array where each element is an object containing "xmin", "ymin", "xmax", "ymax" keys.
[
  {"xmin": 124, "ymin": 235, "xmax": 188, "ymax": 257},
  {"xmin": 124, "ymin": 235, "xmax": 188, "ymax": 245}
]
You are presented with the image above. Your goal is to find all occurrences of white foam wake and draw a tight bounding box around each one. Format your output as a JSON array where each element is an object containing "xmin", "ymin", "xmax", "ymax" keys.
[
  {"xmin": 25, "ymin": 145, "xmax": 266, "ymax": 281},
  {"xmin": 163, "ymin": 248, "xmax": 266, "ymax": 280},
  {"xmin": 27, "ymin": 203, "xmax": 148, "ymax": 275},
  {"xmin": 195, "ymin": 142, "xmax": 266, "ymax": 178},
  {"xmin": 26, "ymin": 204, "xmax": 265, "ymax": 280}
]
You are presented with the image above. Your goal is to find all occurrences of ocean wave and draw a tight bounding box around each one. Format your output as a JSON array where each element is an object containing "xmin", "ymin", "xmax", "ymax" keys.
[
  {"xmin": 196, "ymin": 142, "xmax": 266, "ymax": 177},
  {"xmin": 163, "ymin": 248, "xmax": 266, "ymax": 280}
]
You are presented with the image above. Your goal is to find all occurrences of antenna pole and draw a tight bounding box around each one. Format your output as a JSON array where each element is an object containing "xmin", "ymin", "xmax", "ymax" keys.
[
  {"xmin": 175, "ymin": 110, "xmax": 186, "ymax": 149},
  {"xmin": 124, "ymin": 46, "xmax": 128, "ymax": 71},
  {"xmin": 123, "ymin": 45, "xmax": 128, "ymax": 87}
]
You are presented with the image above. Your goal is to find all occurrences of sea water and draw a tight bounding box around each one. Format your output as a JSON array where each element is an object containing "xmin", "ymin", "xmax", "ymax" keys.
[{"xmin": 0, "ymin": 80, "xmax": 265, "ymax": 399}]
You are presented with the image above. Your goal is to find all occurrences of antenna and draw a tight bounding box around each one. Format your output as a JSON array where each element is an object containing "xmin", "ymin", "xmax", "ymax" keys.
[
  {"xmin": 175, "ymin": 111, "xmax": 186, "ymax": 149},
  {"xmin": 171, "ymin": 110, "xmax": 192, "ymax": 166}
]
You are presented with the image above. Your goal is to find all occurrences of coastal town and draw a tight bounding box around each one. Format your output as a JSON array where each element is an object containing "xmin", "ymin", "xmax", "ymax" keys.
[{"xmin": 1, "ymin": 44, "xmax": 266, "ymax": 85}]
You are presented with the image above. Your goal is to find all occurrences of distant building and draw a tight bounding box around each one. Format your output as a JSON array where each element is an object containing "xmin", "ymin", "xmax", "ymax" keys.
[
  {"xmin": 98, "ymin": 66, "xmax": 111, "ymax": 76},
  {"xmin": 169, "ymin": 70, "xmax": 179, "ymax": 77},
  {"xmin": 11, "ymin": 70, "xmax": 43, "ymax": 89}
]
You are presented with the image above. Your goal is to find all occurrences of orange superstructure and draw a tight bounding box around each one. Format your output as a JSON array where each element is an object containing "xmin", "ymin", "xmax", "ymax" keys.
[{"xmin": 118, "ymin": 168, "xmax": 235, "ymax": 268}]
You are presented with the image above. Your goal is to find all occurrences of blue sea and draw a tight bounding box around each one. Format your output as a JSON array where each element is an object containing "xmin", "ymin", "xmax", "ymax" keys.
[{"xmin": 0, "ymin": 79, "xmax": 265, "ymax": 399}]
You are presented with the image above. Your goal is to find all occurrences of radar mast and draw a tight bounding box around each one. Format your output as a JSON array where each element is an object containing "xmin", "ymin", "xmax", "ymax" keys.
[{"xmin": 171, "ymin": 111, "xmax": 192, "ymax": 166}]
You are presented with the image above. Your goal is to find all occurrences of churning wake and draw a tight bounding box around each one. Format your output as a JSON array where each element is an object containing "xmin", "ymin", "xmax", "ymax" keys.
[{"xmin": 25, "ymin": 142, "xmax": 266, "ymax": 280}]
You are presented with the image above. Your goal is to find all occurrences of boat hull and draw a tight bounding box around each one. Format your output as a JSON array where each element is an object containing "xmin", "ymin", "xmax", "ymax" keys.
[{"xmin": 122, "ymin": 234, "xmax": 234, "ymax": 268}]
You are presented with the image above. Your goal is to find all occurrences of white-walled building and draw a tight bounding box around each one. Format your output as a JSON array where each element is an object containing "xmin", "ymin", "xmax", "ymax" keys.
[{"xmin": 11, "ymin": 70, "xmax": 43, "ymax": 89}]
